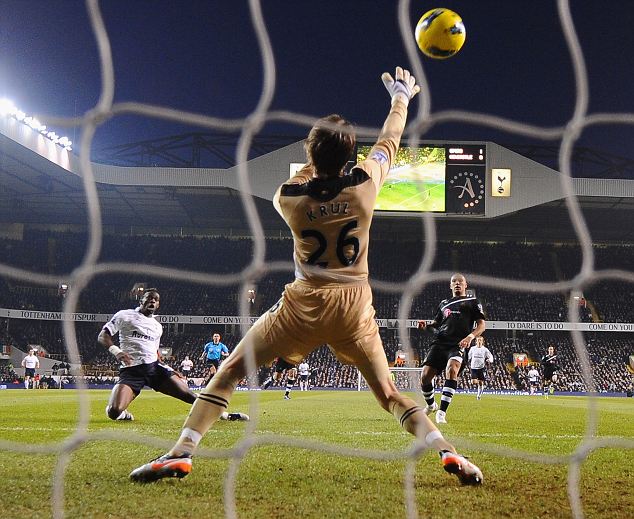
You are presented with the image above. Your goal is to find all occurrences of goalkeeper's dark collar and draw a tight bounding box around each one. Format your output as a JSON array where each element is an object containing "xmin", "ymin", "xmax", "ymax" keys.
[{"xmin": 280, "ymin": 168, "xmax": 370, "ymax": 202}]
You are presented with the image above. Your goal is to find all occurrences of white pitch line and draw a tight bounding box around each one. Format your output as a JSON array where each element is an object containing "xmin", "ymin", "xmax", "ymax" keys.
[{"xmin": 0, "ymin": 427, "xmax": 599, "ymax": 441}]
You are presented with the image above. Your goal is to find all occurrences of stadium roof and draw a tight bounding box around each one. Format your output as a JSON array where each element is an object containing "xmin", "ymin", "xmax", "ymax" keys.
[{"xmin": 1, "ymin": 124, "xmax": 633, "ymax": 243}]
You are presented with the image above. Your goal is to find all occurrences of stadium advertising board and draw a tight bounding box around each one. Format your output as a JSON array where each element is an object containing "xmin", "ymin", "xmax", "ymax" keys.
[{"xmin": 1, "ymin": 309, "xmax": 633, "ymax": 332}]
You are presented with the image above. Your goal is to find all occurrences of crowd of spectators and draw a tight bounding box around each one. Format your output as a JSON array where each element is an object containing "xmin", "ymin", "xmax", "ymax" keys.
[
  {"xmin": 0, "ymin": 231, "xmax": 632, "ymax": 322},
  {"xmin": 0, "ymin": 231, "xmax": 632, "ymax": 392},
  {"xmin": 1, "ymin": 326, "xmax": 631, "ymax": 392}
]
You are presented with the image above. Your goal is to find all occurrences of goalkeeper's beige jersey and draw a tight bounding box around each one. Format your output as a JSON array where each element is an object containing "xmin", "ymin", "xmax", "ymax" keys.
[{"xmin": 273, "ymin": 101, "xmax": 408, "ymax": 286}]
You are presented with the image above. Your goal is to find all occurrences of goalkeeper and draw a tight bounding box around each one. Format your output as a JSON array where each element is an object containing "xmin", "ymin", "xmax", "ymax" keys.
[{"xmin": 130, "ymin": 66, "xmax": 483, "ymax": 486}]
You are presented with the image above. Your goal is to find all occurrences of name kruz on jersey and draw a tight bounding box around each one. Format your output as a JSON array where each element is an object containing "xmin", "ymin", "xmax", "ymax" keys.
[{"xmin": 306, "ymin": 202, "xmax": 350, "ymax": 222}]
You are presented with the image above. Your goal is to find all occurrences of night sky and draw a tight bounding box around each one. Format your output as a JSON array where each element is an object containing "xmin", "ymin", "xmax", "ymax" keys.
[{"xmin": 2, "ymin": 1, "xmax": 634, "ymax": 164}]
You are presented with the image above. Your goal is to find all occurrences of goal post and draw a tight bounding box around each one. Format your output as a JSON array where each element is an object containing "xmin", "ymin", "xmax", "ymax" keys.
[{"xmin": 357, "ymin": 366, "xmax": 424, "ymax": 392}]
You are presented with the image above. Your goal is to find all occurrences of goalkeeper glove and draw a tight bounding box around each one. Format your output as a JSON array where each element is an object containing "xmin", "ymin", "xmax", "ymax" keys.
[{"xmin": 381, "ymin": 66, "xmax": 420, "ymax": 106}]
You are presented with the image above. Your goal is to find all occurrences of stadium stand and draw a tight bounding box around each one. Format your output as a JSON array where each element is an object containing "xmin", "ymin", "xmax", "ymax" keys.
[{"xmin": 0, "ymin": 232, "xmax": 632, "ymax": 392}]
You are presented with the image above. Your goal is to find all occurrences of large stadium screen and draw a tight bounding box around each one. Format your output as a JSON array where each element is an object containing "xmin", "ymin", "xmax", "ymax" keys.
[
  {"xmin": 356, "ymin": 144, "xmax": 486, "ymax": 214},
  {"xmin": 357, "ymin": 145, "xmax": 446, "ymax": 212}
]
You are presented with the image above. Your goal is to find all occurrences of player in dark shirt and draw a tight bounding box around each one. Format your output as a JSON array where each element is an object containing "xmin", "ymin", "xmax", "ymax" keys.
[
  {"xmin": 261, "ymin": 357, "xmax": 298, "ymax": 399},
  {"xmin": 418, "ymin": 273, "xmax": 486, "ymax": 424},
  {"xmin": 540, "ymin": 345, "xmax": 559, "ymax": 398}
]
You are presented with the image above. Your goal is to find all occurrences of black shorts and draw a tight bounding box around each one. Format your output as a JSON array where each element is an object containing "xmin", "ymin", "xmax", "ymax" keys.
[
  {"xmin": 299, "ymin": 374, "xmax": 309, "ymax": 381},
  {"xmin": 529, "ymin": 379, "xmax": 539, "ymax": 387},
  {"xmin": 117, "ymin": 361, "xmax": 176, "ymax": 396},
  {"xmin": 423, "ymin": 343, "xmax": 463, "ymax": 372},
  {"xmin": 206, "ymin": 358, "xmax": 220, "ymax": 369},
  {"xmin": 274, "ymin": 358, "xmax": 296, "ymax": 373},
  {"xmin": 25, "ymin": 368, "xmax": 36, "ymax": 378},
  {"xmin": 544, "ymin": 370, "xmax": 557, "ymax": 382},
  {"xmin": 470, "ymin": 368, "xmax": 486, "ymax": 381}
]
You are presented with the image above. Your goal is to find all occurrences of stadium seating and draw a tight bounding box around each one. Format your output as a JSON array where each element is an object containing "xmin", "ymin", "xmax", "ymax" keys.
[{"xmin": 0, "ymin": 231, "xmax": 632, "ymax": 392}]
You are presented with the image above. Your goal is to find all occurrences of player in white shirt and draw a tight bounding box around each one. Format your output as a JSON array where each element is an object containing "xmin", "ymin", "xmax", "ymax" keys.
[
  {"xmin": 468, "ymin": 337, "xmax": 493, "ymax": 400},
  {"xmin": 21, "ymin": 349, "xmax": 40, "ymax": 389},
  {"xmin": 527, "ymin": 366, "xmax": 540, "ymax": 395},
  {"xmin": 98, "ymin": 289, "xmax": 197, "ymax": 421},
  {"xmin": 298, "ymin": 360, "xmax": 310, "ymax": 391},
  {"xmin": 180, "ymin": 356, "xmax": 194, "ymax": 381}
]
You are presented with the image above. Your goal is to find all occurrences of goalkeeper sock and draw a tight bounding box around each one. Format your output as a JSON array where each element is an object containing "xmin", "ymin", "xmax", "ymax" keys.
[
  {"xmin": 170, "ymin": 383, "xmax": 234, "ymax": 456},
  {"xmin": 390, "ymin": 396, "xmax": 455, "ymax": 452},
  {"xmin": 440, "ymin": 379, "xmax": 458, "ymax": 412}
]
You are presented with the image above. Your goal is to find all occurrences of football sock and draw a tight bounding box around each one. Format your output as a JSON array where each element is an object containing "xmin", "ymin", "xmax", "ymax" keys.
[
  {"xmin": 389, "ymin": 397, "xmax": 454, "ymax": 452},
  {"xmin": 172, "ymin": 427, "xmax": 201, "ymax": 456},
  {"xmin": 171, "ymin": 387, "xmax": 232, "ymax": 457},
  {"xmin": 262, "ymin": 377, "xmax": 273, "ymax": 389},
  {"xmin": 285, "ymin": 378, "xmax": 296, "ymax": 397},
  {"xmin": 440, "ymin": 379, "xmax": 458, "ymax": 412},
  {"xmin": 391, "ymin": 396, "xmax": 427, "ymax": 436},
  {"xmin": 397, "ymin": 404, "xmax": 425, "ymax": 435},
  {"xmin": 422, "ymin": 383, "xmax": 435, "ymax": 406}
]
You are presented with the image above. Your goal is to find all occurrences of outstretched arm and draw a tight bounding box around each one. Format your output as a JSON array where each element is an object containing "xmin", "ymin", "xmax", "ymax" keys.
[{"xmin": 365, "ymin": 66, "xmax": 421, "ymax": 191}]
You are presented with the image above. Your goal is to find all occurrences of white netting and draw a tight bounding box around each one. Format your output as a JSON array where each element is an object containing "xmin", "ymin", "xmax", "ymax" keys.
[
  {"xmin": 358, "ymin": 367, "xmax": 424, "ymax": 392},
  {"xmin": 1, "ymin": 1, "xmax": 633, "ymax": 518}
]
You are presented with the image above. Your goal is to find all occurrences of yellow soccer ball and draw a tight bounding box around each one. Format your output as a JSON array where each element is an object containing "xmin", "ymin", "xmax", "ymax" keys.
[{"xmin": 415, "ymin": 8, "xmax": 466, "ymax": 59}]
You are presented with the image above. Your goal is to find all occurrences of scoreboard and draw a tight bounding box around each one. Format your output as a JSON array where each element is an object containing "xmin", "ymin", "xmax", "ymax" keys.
[{"xmin": 356, "ymin": 143, "xmax": 487, "ymax": 216}]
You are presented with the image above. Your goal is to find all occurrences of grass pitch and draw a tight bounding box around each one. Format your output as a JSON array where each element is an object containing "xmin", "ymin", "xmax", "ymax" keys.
[
  {"xmin": 0, "ymin": 390, "xmax": 632, "ymax": 519},
  {"xmin": 375, "ymin": 180, "xmax": 445, "ymax": 212}
]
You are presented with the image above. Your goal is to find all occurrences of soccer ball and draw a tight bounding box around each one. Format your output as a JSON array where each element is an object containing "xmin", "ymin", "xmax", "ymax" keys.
[{"xmin": 415, "ymin": 8, "xmax": 466, "ymax": 59}]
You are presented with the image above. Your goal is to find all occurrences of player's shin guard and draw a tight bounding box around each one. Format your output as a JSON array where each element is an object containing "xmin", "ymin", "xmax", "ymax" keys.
[
  {"xmin": 421, "ymin": 383, "xmax": 435, "ymax": 406},
  {"xmin": 440, "ymin": 379, "xmax": 458, "ymax": 412}
]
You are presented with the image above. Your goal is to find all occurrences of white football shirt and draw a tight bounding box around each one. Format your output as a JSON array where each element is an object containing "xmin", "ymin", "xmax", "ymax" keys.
[
  {"xmin": 468, "ymin": 346, "xmax": 493, "ymax": 369},
  {"xmin": 298, "ymin": 362, "xmax": 310, "ymax": 376},
  {"xmin": 103, "ymin": 308, "xmax": 163, "ymax": 367},
  {"xmin": 22, "ymin": 355, "xmax": 39, "ymax": 369},
  {"xmin": 180, "ymin": 359, "xmax": 194, "ymax": 372},
  {"xmin": 528, "ymin": 368, "xmax": 540, "ymax": 382}
]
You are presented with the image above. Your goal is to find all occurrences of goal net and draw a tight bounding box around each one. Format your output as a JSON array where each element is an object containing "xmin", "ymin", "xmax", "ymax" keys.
[
  {"xmin": 358, "ymin": 367, "xmax": 424, "ymax": 392},
  {"xmin": 0, "ymin": 1, "xmax": 633, "ymax": 519}
]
